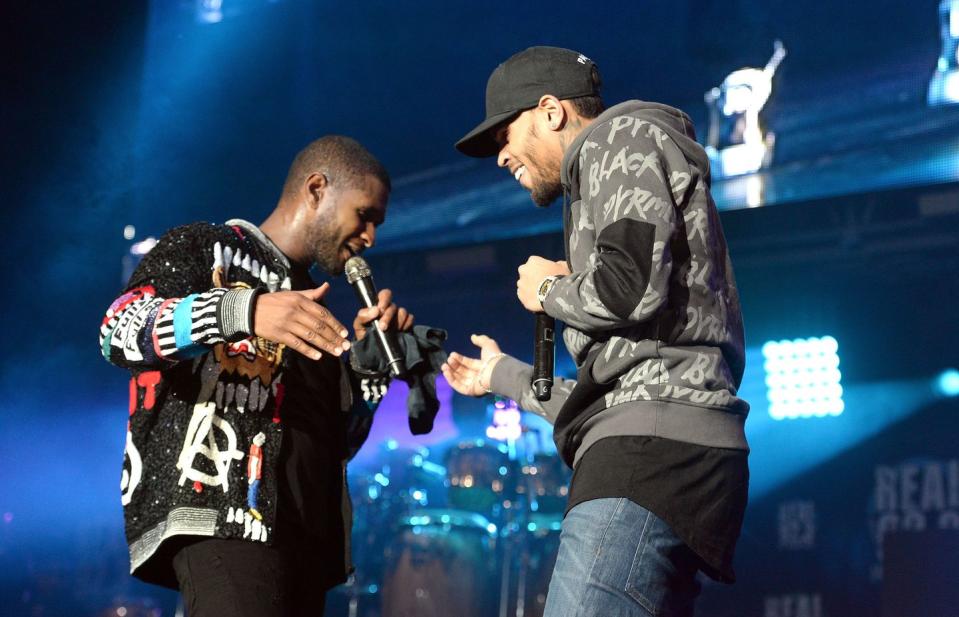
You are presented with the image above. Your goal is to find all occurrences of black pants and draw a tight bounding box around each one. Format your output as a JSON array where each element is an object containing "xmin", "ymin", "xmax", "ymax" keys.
[{"xmin": 172, "ymin": 538, "xmax": 326, "ymax": 617}]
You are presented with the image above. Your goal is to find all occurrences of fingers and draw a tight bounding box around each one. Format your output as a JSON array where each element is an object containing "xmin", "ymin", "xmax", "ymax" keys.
[
  {"xmin": 470, "ymin": 334, "xmax": 503, "ymax": 356},
  {"xmin": 254, "ymin": 290, "xmax": 350, "ymax": 360},
  {"xmin": 355, "ymin": 305, "xmax": 381, "ymax": 326},
  {"xmin": 376, "ymin": 288, "xmax": 393, "ymax": 314},
  {"xmin": 440, "ymin": 364, "xmax": 472, "ymax": 395},
  {"xmin": 293, "ymin": 299, "xmax": 350, "ymax": 340},
  {"xmin": 291, "ymin": 311, "xmax": 351, "ymax": 356},
  {"xmin": 441, "ymin": 354, "xmax": 482, "ymax": 397},
  {"xmin": 276, "ymin": 328, "xmax": 325, "ymax": 361},
  {"xmin": 443, "ymin": 355, "xmax": 472, "ymax": 379},
  {"xmin": 471, "ymin": 334, "xmax": 491, "ymax": 346},
  {"xmin": 266, "ymin": 317, "xmax": 341, "ymax": 361},
  {"xmin": 298, "ymin": 283, "xmax": 331, "ymax": 302},
  {"xmin": 448, "ymin": 351, "xmax": 483, "ymax": 372},
  {"xmin": 377, "ymin": 302, "xmax": 413, "ymax": 331},
  {"xmin": 398, "ymin": 308, "xmax": 414, "ymax": 331},
  {"xmin": 378, "ymin": 302, "xmax": 398, "ymax": 331},
  {"xmin": 375, "ymin": 289, "xmax": 409, "ymax": 331},
  {"xmin": 356, "ymin": 288, "xmax": 413, "ymax": 333}
]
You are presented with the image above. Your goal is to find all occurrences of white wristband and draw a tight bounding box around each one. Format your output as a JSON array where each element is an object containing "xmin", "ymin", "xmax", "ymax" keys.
[{"xmin": 478, "ymin": 353, "xmax": 506, "ymax": 394}]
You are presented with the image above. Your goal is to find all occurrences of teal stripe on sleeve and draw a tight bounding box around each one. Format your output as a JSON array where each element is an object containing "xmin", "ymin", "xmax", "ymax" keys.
[
  {"xmin": 101, "ymin": 326, "xmax": 116, "ymax": 360},
  {"xmin": 173, "ymin": 294, "xmax": 199, "ymax": 350}
]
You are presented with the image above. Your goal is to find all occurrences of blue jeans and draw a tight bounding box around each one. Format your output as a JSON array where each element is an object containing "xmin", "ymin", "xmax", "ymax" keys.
[{"xmin": 543, "ymin": 498, "xmax": 702, "ymax": 617}]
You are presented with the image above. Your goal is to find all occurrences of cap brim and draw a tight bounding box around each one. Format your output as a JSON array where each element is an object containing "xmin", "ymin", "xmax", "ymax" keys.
[{"xmin": 454, "ymin": 110, "xmax": 520, "ymax": 158}]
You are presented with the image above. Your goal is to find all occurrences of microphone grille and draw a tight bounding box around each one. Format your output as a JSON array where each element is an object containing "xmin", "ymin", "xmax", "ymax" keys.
[{"xmin": 344, "ymin": 255, "xmax": 371, "ymax": 284}]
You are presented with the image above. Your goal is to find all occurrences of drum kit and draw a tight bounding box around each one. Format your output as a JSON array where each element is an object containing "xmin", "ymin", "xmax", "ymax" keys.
[{"xmin": 330, "ymin": 422, "xmax": 571, "ymax": 617}]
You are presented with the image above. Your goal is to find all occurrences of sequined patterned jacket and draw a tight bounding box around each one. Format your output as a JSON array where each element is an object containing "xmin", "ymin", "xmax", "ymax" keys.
[{"xmin": 99, "ymin": 219, "xmax": 386, "ymax": 589}]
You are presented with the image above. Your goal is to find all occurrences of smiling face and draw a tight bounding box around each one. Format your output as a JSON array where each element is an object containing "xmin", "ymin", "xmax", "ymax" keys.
[
  {"xmin": 495, "ymin": 110, "xmax": 564, "ymax": 208},
  {"xmin": 308, "ymin": 174, "xmax": 388, "ymax": 275}
]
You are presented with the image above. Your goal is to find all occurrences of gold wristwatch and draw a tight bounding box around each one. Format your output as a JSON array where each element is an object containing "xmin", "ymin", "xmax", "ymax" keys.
[{"xmin": 536, "ymin": 275, "xmax": 562, "ymax": 305}]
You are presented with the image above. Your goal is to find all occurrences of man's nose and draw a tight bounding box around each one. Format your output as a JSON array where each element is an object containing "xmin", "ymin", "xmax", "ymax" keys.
[
  {"xmin": 497, "ymin": 146, "xmax": 510, "ymax": 169},
  {"xmin": 361, "ymin": 222, "xmax": 376, "ymax": 248}
]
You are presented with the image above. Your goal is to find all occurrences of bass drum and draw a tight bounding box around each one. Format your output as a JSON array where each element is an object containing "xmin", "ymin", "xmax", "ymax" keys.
[
  {"xmin": 515, "ymin": 453, "xmax": 571, "ymax": 515},
  {"xmin": 382, "ymin": 509, "xmax": 500, "ymax": 617},
  {"xmin": 445, "ymin": 439, "xmax": 515, "ymax": 517}
]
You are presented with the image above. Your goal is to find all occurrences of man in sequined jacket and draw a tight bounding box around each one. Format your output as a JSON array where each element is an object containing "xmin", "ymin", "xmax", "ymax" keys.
[{"xmin": 99, "ymin": 136, "xmax": 413, "ymax": 616}]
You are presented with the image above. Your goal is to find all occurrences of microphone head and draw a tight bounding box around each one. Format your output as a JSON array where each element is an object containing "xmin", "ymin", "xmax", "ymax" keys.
[{"xmin": 344, "ymin": 255, "xmax": 371, "ymax": 284}]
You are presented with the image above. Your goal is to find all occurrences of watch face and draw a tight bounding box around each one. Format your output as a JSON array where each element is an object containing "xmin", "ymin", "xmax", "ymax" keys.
[{"xmin": 537, "ymin": 276, "xmax": 556, "ymax": 303}]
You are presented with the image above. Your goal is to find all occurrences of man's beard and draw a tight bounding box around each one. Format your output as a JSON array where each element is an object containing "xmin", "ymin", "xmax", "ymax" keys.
[
  {"xmin": 307, "ymin": 209, "xmax": 344, "ymax": 276},
  {"xmin": 530, "ymin": 171, "xmax": 563, "ymax": 207},
  {"xmin": 525, "ymin": 124, "xmax": 563, "ymax": 207}
]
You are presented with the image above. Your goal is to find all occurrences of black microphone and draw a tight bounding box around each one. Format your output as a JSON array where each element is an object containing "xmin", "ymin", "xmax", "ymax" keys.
[
  {"xmin": 344, "ymin": 255, "xmax": 407, "ymax": 377},
  {"xmin": 532, "ymin": 313, "xmax": 555, "ymax": 401}
]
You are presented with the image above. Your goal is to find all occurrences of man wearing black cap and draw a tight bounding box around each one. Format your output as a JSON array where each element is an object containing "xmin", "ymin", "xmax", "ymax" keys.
[{"xmin": 443, "ymin": 47, "xmax": 750, "ymax": 616}]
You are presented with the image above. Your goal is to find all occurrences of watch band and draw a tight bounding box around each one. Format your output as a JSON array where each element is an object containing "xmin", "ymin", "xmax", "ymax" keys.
[{"xmin": 536, "ymin": 275, "xmax": 562, "ymax": 305}]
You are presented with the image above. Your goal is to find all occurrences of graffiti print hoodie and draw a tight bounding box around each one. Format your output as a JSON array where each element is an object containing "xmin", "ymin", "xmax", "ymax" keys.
[{"xmin": 490, "ymin": 100, "xmax": 750, "ymax": 466}]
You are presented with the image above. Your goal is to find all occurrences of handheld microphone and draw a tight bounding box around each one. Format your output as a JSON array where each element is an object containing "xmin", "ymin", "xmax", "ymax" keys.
[
  {"xmin": 532, "ymin": 313, "xmax": 555, "ymax": 401},
  {"xmin": 344, "ymin": 255, "xmax": 407, "ymax": 377}
]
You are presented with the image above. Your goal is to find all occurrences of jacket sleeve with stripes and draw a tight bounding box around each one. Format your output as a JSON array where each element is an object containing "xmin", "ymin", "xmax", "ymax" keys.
[{"xmin": 99, "ymin": 224, "xmax": 255, "ymax": 371}]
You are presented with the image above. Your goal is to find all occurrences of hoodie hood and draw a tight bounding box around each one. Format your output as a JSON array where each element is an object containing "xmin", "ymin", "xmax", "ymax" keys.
[{"xmin": 561, "ymin": 100, "xmax": 709, "ymax": 189}]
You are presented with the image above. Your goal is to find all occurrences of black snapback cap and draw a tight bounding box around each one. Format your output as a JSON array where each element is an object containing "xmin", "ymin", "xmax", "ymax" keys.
[{"xmin": 455, "ymin": 46, "xmax": 599, "ymax": 158}]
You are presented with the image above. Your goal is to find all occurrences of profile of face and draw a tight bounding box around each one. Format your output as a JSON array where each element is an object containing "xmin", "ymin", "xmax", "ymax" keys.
[
  {"xmin": 495, "ymin": 110, "xmax": 564, "ymax": 208},
  {"xmin": 308, "ymin": 175, "xmax": 388, "ymax": 275}
]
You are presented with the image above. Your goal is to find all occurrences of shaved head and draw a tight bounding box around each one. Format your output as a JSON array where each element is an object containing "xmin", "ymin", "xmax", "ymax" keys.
[{"xmin": 282, "ymin": 135, "xmax": 391, "ymax": 199}]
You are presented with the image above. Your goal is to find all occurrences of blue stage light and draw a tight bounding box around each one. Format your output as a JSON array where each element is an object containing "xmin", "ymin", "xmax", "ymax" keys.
[
  {"xmin": 929, "ymin": 0, "xmax": 959, "ymax": 105},
  {"xmin": 763, "ymin": 336, "xmax": 844, "ymax": 420},
  {"xmin": 196, "ymin": 0, "xmax": 224, "ymax": 24},
  {"xmin": 936, "ymin": 368, "xmax": 959, "ymax": 397}
]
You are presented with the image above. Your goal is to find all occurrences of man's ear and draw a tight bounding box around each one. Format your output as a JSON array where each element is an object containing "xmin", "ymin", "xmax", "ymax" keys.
[
  {"xmin": 537, "ymin": 95, "xmax": 567, "ymax": 132},
  {"xmin": 304, "ymin": 172, "xmax": 329, "ymax": 209}
]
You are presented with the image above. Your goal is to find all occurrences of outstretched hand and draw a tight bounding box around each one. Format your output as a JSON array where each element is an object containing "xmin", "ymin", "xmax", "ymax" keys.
[
  {"xmin": 441, "ymin": 334, "xmax": 504, "ymax": 397},
  {"xmin": 253, "ymin": 283, "xmax": 350, "ymax": 360}
]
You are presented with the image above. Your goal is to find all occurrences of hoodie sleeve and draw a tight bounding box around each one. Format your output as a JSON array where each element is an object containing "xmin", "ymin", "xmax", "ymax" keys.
[
  {"xmin": 543, "ymin": 115, "xmax": 690, "ymax": 333},
  {"xmin": 98, "ymin": 224, "xmax": 259, "ymax": 370},
  {"xmin": 488, "ymin": 355, "xmax": 576, "ymax": 424}
]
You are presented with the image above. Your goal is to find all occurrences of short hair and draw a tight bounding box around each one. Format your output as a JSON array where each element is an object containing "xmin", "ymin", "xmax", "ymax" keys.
[
  {"xmin": 282, "ymin": 135, "xmax": 391, "ymax": 198},
  {"xmin": 566, "ymin": 65, "xmax": 605, "ymax": 119}
]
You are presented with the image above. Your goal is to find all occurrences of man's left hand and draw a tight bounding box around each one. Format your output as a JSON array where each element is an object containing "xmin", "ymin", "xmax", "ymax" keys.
[
  {"xmin": 517, "ymin": 256, "xmax": 571, "ymax": 313},
  {"xmin": 353, "ymin": 288, "xmax": 414, "ymax": 341}
]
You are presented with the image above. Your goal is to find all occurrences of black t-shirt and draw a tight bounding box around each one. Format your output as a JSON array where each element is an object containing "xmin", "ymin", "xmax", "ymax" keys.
[
  {"xmin": 272, "ymin": 265, "xmax": 352, "ymax": 589},
  {"xmin": 565, "ymin": 435, "xmax": 748, "ymax": 583}
]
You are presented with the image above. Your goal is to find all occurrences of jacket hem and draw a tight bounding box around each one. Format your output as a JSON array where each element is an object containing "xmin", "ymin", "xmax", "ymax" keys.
[
  {"xmin": 129, "ymin": 507, "xmax": 219, "ymax": 579},
  {"xmin": 573, "ymin": 400, "xmax": 748, "ymax": 467}
]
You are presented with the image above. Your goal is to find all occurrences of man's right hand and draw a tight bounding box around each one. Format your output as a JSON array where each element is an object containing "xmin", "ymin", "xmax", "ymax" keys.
[
  {"xmin": 441, "ymin": 334, "xmax": 505, "ymax": 397},
  {"xmin": 253, "ymin": 283, "xmax": 350, "ymax": 360}
]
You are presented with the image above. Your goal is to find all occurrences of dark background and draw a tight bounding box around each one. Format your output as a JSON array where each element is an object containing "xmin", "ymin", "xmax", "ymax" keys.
[{"xmin": 2, "ymin": 1, "xmax": 957, "ymax": 616}]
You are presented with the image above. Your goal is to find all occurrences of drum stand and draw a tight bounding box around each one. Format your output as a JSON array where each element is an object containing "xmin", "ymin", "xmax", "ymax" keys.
[
  {"xmin": 496, "ymin": 497, "xmax": 543, "ymax": 617},
  {"xmin": 498, "ymin": 465, "xmax": 543, "ymax": 617},
  {"xmin": 511, "ymin": 542, "xmax": 530, "ymax": 617},
  {"xmin": 498, "ymin": 423, "xmax": 569, "ymax": 617},
  {"xmin": 498, "ymin": 527, "xmax": 515, "ymax": 617}
]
